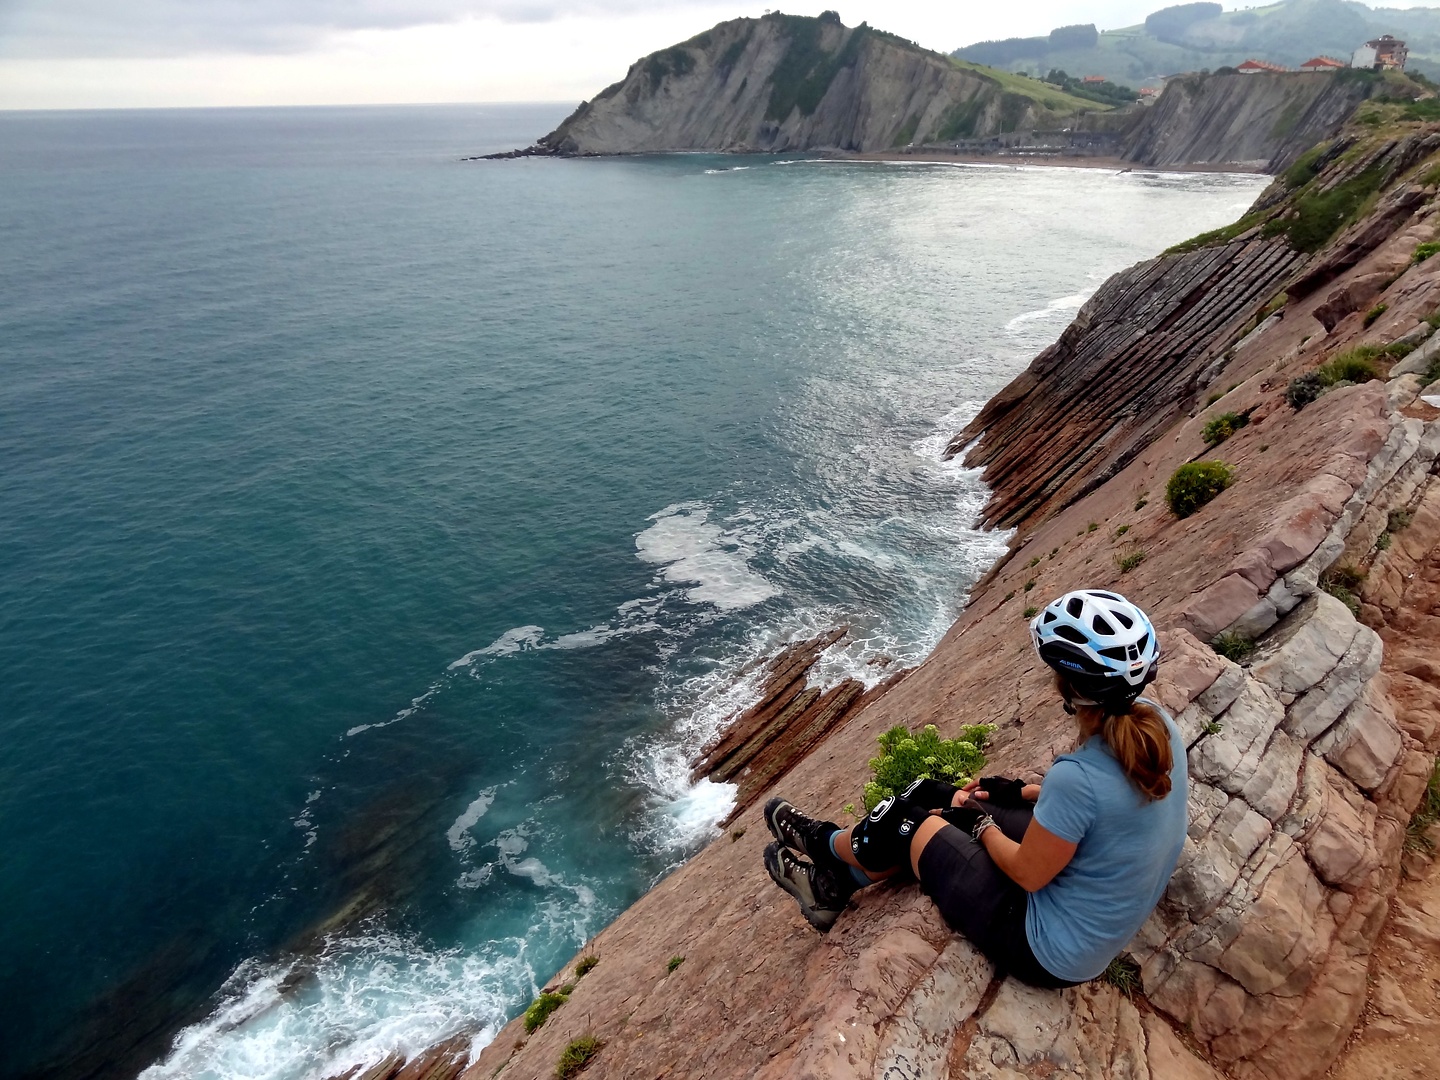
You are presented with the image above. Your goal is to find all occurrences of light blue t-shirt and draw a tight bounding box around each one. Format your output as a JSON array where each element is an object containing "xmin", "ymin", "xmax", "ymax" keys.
[{"xmin": 1026, "ymin": 705, "xmax": 1188, "ymax": 983}]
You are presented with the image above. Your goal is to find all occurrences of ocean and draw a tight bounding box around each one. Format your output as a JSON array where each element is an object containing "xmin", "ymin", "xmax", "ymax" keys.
[{"xmin": 0, "ymin": 102, "xmax": 1268, "ymax": 1079}]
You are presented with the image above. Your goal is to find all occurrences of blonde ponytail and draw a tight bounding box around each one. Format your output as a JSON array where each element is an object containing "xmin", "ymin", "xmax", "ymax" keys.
[{"xmin": 1100, "ymin": 703, "xmax": 1173, "ymax": 801}]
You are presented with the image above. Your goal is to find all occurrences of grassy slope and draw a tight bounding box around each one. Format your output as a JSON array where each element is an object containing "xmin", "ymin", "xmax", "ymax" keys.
[{"xmin": 947, "ymin": 57, "xmax": 1110, "ymax": 114}]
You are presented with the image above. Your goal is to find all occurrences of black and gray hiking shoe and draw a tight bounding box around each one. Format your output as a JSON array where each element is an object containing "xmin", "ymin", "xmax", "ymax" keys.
[
  {"xmin": 763, "ymin": 841, "xmax": 856, "ymax": 933},
  {"xmin": 763, "ymin": 797, "xmax": 840, "ymax": 862}
]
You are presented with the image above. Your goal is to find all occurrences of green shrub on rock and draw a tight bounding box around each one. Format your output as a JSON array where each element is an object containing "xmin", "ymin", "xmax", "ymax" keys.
[
  {"xmin": 555, "ymin": 1035, "xmax": 603, "ymax": 1079},
  {"xmin": 1201, "ymin": 411, "xmax": 1248, "ymax": 446},
  {"xmin": 1287, "ymin": 372, "xmax": 1326, "ymax": 409},
  {"xmin": 525, "ymin": 989, "xmax": 571, "ymax": 1033},
  {"xmin": 863, "ymin": 723, "xmax": 992, "ymax": 811},
  {"xmin": 1166, "ymin": 462, "xmax": 1234, "ymax": 518}
]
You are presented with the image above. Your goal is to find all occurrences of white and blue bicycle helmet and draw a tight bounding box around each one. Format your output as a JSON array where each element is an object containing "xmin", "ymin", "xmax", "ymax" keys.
[{"xmin": 1030, "ymin": 589, "xmax": 1159, "ymax": 709}]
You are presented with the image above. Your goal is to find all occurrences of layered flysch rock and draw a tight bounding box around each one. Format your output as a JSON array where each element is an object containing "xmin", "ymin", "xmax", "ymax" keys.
[
  {"xmin": 525, "ymin": 13, "xmax": 1099, "ymax": 156},
  {"xmin": 444, "ymin": 126, "xmax": 1440, "ymax": 1080},
  {"xmin": 1121, "ymin": 71, "xmax": 1384, "ymax": 172}
]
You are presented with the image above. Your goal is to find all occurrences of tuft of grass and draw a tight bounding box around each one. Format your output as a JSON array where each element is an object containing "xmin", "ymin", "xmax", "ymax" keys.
[
  {"xmin": 1202, "ymin": 720, "xmax": 1224, "ymax": 736},
  {"xmin": 1023, "ymin": 579, "xmax": 1036, "ymax": 592},
  {"xmin": 1288, "ymin": 345, "xmax": 1390, "ymax": 409},
  {"xmin": 730, "ymin": 826, "xmax": 745, "ymax": 842},
  {"xmin": 1115, "ymin": 550, "xmax": 1145, "ymax": 574},
  {"xmin": 1262, "ymin": 292, "xmax": 1288, "ymax": 317},
  {"xmin": 1205, "ymin": 390, "xmax": 1225, "ymax": 406},
  {"xmin": 525, "ymin": 990, "xmax": 571, "ymax": 1033},
  {"xmin": 1363, "ymin": 302, "xmax": 1388, "ymax": 328},
  {"xmin": 1023, "ymin": 605, "xmax": 1039, "ymax": 618},
  {"xmin": 1114, "ymin": 524, "xmax": 1130, "ymax": 538},
  {"xmin": 1321, "ymin": 563, "xmax": 1366, "ymax": 615},
  {"xmin": 1202, "ymin": 412, "xmax": 1248, "ymax": 446},
  {"xmin": 1262, "ymin": 165, "xmax": 1384, "ymax": 254},
  {"xmin": 1404, "ymin": 758, "xmax": 1440, "ymax": 854},
  {"xmin": 1415, "ymin": 241, "xmax": 1440, "ymax": 264},
  {"xmin": 575, "ymin": 955, "xmax": 599, "ymax": 979},
  {"xmin": 1134, "ymin": 494, "xmax": 1149, "ymax": 511},
  {"xmin": 1166, "ymin": 462, "xmax": 1234, "ymax": 518},
  {"xmin": 555, "ymin": 1035, "xmax": 603, "ymax": 1080},
  {"xmin": 1101, "ymin": 954, "xmax": 1142, "ymax": 997},
  {"xmin": 1003, "ymin": 591, "xmax": 1014, "ymax": 602},
  {"xmin": 1388, "ymin": 509, "xmax": 1413, "ymax": 532},
  {"xmin": 1212, "ymin": 632, "xmax": 1256, "ymax": 662},
  {"xmin": 1087, "ymin": 522, "xmax": 1100, "ymax": 533},
  {"xmin": 864, "ymin": 722, "xmax": 992, "ymax": 811},
  {"xmin": 666, "ymin": 956, "xmax": 685, "ymax": 973},
  {"xmin": 1029, "ymin": 556, "xmax": 1041, "ymax": 567}
]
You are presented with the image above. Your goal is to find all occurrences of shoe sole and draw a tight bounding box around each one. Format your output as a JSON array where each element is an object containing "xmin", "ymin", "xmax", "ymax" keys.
[{"xmin": 763, "ymin": 841, "xmax": 841, "ymax": 933}]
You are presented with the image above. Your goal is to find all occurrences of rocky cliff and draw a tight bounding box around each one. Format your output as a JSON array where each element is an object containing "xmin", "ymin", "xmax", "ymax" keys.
[
  {"xmin": 428, "ymin": 118, "xmax": 1440, "ymax": 1080},
  {"xmin": 1121, "ymin": 71, "xmax": 1387, "ymax": 171},
  {"xmin": 526, "ymin": 13, "xmax": 1104, "ymax": 156}
]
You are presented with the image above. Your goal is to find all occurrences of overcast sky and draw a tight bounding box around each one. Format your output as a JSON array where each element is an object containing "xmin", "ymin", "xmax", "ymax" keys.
[{"xmin": 1, "ymin": 1, "xmax": 1436, "ymax": 110}]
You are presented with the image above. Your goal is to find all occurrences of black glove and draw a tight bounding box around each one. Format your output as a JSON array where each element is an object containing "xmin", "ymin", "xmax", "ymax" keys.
[
  {"xmin": 939, "ymin": 798, "xmax": 985, "ymax": 834},
  {"xmin": 901, "ymin": 778, "xmax": 960, "ymax": 811},
  {"xmin": 977, "ymin": 776, "xmax": 1029, "ymax": 808}
]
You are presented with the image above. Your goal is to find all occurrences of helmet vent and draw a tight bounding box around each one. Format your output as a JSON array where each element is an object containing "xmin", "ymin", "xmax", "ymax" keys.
[
  {"xmin": 1099, "ymin": 646, "xmax": 1129, "ymax": 662},
  {"xmin": 1066, "ymin": 597, "xmax": 1084, "ymax": 618},
  {"xmin": 1092, "ymin": 615, "xmax": 1115, "ymax": 636},
  {"xmin": 1054, "ymin": 625, "xmax": 1088, "ymax": 645},
  {"xmin": 1113, "ymin": 611, "xmax": 1134, "ymax": 629}
]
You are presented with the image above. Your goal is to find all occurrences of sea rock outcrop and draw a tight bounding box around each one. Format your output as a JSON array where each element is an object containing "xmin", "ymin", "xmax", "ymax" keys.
[{"xmin": 444, "ymin": 125, "xmax": 1440, "ymax": 1080}]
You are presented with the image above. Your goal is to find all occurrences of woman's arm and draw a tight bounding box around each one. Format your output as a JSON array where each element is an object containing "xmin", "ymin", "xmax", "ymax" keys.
[{"xmin": 978, "ymin": 817, "xmax": 1076, "ymax": 892}]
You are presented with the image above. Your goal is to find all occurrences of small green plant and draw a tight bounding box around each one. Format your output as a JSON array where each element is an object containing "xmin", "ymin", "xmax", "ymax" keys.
[
  {"xmin": 1377, "ymin": 531, "xmax": 1392, "ymax": 551},
  {"xmin": 1050, "ymin": 547, "xmax": 1059, "ymax": 556},
  {"xmin": 1028, "ymin": 556, "xmax": 1041, "ymax": 567},
  {"xmin": 1003, "ymin": 591, "xmax": 1014, "ymax": 602},
  {"xmin": 730, "ymin": 826, "xmax": 745, "ymax": 842},
  {"xmin": 1201, "ymin": 411, "xmax": 1248, "ymax": 446},
  {"xmin": 1212, "ymin": 632, "xmax": 1256, "ymax": 662},
  {"xmin": 1024, "ymin": 579, "xmax": 1036, "ymax": 591},
  {"xmin": 1114, "ymin": 525, "xmax": 1130, "ymax": 538},
  {"xmin": 842, "ymin": 802, "xmax": 857, "ymax": 818},
  {"xmin": 1023, "ymin": 605, "xmax": 1039, "ymax": 618},
  {"xmin": 555, "ymin": 1035, "xmax": 603, "ymax": 1079},
  {"xmin": 1389, "ymin": 509, "xmax": 1413, "ymax": 533},
  {"xmin": 575, "ymin": 956, "xmax": 599, "ymax": 978},
  {"xmin": 1404, "ymin": 759, "xmax": 1440, "ymax": 855},
  {"xmin": 1202, "ymin": 720, "xmax": 1224, "ymax": 736},
  {"xmin": 1321, "ymin": 563, "xmax": 1366, "ymax": 615},
  {"xmin": 1320, "ymin": 350, "xmax": 1384, "ymax": 385},
  {"xmin": 1363, "ymin": 302, "xmax": 1388, "ymax": 328},
  {"xmin": 1087, "ymin": 522, "xmax": 1099, "ymax": 533},
  {"xmin": 1414, "ymin": 241, "xmax": 1440, "ymax": 263},
  {"xmin": 1205, "ymin": 391, "xmax": 1224, "ymax": 406},
  {"xmin": 1101, "ymin": 954, "xmax": 1142, "ymax": 997},
  {"xmin": 525, "ymin": 990, "xmax": 571, "ymax": 1033},
  {"xmin": 1287, "ymin": 372, "xmax": 1325, "ymax": 409},
  {"xmin": 1261, "ymin": 291, "xmax": 1288, "ymax": 316},
  {"xmin": 1134, "ymin": 494, "xmax": 1149, "ymax": 511},
  {"xmin": 1115, "ymin": 550, "xmax": 1145, "ymax": 573},
  {"xmin": 863, "ymin": 723, "xmax": 992, "ymax": 811},
  {"xmin": 666, "ymin": 955, "xmax": 685, "ymax": 973},
  {"xmin": 1166, "ymin": 461, "xmax": 1234, "ymax": 518}
]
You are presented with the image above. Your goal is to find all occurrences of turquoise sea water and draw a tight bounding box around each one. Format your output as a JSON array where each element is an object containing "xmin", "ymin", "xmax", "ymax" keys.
[{"xmin": 0, "ymin": 103, "xmax": 1268, "ymax": 1079}]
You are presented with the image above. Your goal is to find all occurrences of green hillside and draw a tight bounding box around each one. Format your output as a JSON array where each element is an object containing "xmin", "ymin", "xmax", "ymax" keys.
[{"xmin": 955, "ymin": 0, "xmax": 1440, "ymax": 86}]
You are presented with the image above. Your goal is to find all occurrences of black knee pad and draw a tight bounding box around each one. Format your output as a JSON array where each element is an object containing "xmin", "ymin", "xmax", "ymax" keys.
[{"xmin": 850, "ymin": 795, "xmax": 930, "ymax": 872}]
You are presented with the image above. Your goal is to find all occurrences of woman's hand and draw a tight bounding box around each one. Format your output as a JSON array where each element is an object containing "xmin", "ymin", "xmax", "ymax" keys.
[{"xmin": 960, "ymin": 777, "xmax": 1040, "ymax": 806}]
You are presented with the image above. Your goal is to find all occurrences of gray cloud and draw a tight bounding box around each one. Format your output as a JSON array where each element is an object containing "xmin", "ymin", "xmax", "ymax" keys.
[{"xmin": 0, "ymin": 0, "xmax": 696, "ymax": 58}]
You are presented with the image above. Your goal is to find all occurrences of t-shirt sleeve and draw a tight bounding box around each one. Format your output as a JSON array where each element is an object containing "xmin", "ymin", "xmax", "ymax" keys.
[{"xmin": 1032, "ymin": 759, "xmax": 1096, "ymax": 844}]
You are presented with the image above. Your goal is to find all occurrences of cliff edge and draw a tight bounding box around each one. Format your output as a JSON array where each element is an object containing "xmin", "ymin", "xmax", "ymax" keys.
[{"xmin": 450, "ymin": 117, "xmax": 1440, "ymax": 1080}]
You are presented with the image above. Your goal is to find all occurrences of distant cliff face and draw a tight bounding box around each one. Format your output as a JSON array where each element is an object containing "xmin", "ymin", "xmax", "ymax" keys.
[
  {"xmin": 538, "ymin": 13, "xmax": 1098, "ymax": 155},
  {"xmin": 1123, "ymin": 71, "xmax": 1382, "ymax": 171}
]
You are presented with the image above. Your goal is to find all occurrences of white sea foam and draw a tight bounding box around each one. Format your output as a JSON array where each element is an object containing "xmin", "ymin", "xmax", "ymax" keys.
[
  {"xmin": 1005, "ymin": 291, "xmax": 1092, "ymax": 330},
  {"xmin": 635, "ymin": 503, "xmax": 780, "ymax": 610},
  {"xmin": 447, "ymin": 625, "xmax": 545, "ymax": 669},
  {"xmin": 445, "ymin": 788, "xmax": 496, "ymax": 853}
]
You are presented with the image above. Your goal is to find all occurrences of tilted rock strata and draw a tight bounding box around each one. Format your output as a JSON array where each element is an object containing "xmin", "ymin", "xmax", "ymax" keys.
[
  {"xmin": 531, "ymin": 14, "xmax": 1097, "ymax": 156},
  {"xmin": 449, "ymin": 133, "xmax": 1440, "ymax": 1080},
  {"xmin": 1122, "ymin": 71, "xmax": 1384, "ymax": 172}
]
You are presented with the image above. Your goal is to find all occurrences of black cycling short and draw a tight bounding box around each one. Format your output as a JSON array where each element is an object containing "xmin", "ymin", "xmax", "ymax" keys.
[{"xmin": 915, "ymin": 803, "xmax": 1078, "ymax": 990}]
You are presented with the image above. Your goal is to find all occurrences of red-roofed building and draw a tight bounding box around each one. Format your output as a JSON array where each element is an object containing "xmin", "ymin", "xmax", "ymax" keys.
[
  {"xmin": 1237, "ymin": 59, "xmax": 1290, "ymax": 74},
  {"xmin": 1300, "ymin": 56, "xmax": 1347, "ymax": 72},
  {"xmin": 1082, "ymin": 75, "xmax": 1106, "ymax": 84}
]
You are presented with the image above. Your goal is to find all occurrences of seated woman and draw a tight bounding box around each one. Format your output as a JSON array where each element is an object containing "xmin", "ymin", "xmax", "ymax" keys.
[{"xmin": 763, "ymin": 589, "xmax": 1188, "ymax": 989}]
